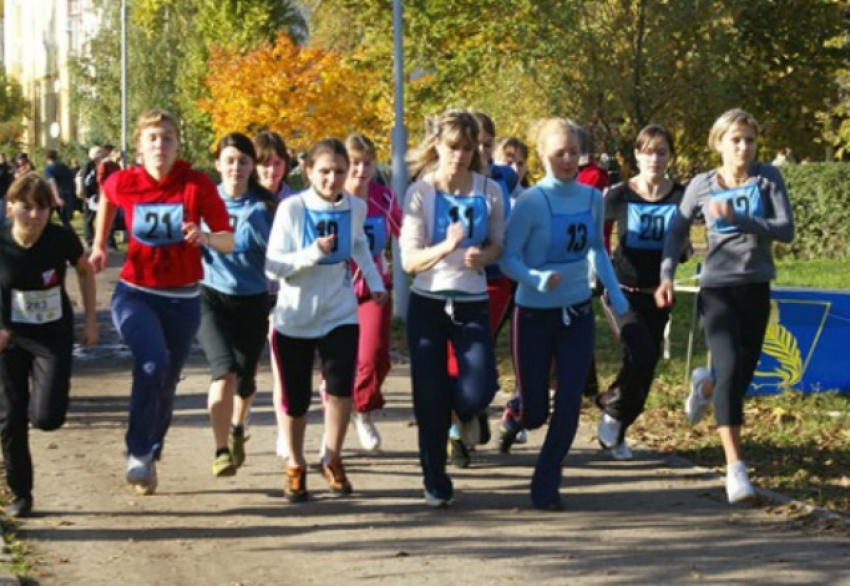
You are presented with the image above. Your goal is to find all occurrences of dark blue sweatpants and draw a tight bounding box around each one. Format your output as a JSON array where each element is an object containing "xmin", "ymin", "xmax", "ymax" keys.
[
  {"xmin": 507, "ymin": 301, "xmax": 594, "ymax": 509},
  {"xmin": 407, "ymin": 292, "xmax": 498, "ymax": 502},
  {"xmin": 112, "ymin": 282, "xmax": 201, "ymax": 459}
]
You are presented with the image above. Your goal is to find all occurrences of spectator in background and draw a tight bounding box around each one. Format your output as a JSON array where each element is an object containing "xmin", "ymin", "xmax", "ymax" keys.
[
  {"xmin": 771, "ymin": 148, "xmax": 796, "ymax": 166},
  {"xmin": 44, "ymin": 150, "xmax": 78, "ymax": 229},
  {"xmin": 0, "ymin": 154, "xmax": 13, "ymax": 200},
  {"xmin": 96, "ymin": 145, "xmax": 121, "ymax": 251},
  {"xmin": 14, "ymin": 153, "xmax": 33, "ymax": 178},
  {"xmin": 81, "ymin": 146, "xmax": 103, "ymax": 246}
]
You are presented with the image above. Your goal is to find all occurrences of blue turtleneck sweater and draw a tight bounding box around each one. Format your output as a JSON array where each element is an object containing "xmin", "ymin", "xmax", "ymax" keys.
[{"xmin": 500, "ymin": 173, "xmax": 628, "ymax": 313}]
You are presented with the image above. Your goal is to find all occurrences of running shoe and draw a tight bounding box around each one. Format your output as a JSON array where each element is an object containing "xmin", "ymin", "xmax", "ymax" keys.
[
  {"xmin": 212, "ymin": 451, "xmax": 237, "ymax": 477},
  {"xmin": 726, "ymin": 461, "xmax": 756, "ymax": 505},
  {"xmin": 423, "ymin": 489, "xmax": 452, "ymax": 508},
  {"xmin": 448, "ymin": 438, "xmax": 471, "ymax": 468},
  {"xmin": 4, "ymin": 495, "xmax": 33, "ymax": 518},
  {"xmin": 515, "ymin": 429, "xmax": 528, "ymax": 444},
  {"xmin": 229, "ymin": 429, "xmax": 247, "ymax": 468},
  {"xmin": 321, "ymin": 457, "xmax": 353, "ymax": 496},
  {"xmin": 285, "ymin": 465, "xmax": 308, "ymax": 503},
  {"xmin": 353, "ymin": 411, "xmax": 381, "ymax": 452},
  {"xmin": 476, "ymin": 411, "xmax": 491, "ymax": 445},
  {"xmin": 498, "ymin": 416, "xmax": 522, "ymax": 454},
  {"xmin": 126, "ymin": 454, "xmax": 157, "ymax": 495},
  {"xmin": 610, "ymin": 440, "xmax": 633, "ymax": 461},
  {"xmin": 597, "ymin": 413, "xmax": 622, "ymax": 450},
  {"xmin": 685, "ymin": 367, "xmax": 713, "ymax": 425}
]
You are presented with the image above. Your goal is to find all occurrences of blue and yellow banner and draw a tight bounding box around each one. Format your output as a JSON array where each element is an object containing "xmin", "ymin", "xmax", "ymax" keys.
[{"xmin": 750, "ymin": 288, "xmax": 850, "ymax": 395}]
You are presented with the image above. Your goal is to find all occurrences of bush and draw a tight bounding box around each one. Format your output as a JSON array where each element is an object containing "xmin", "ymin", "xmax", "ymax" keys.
[{"xmin": 777, "ymin": 163, "xmax": 850, "ymax": 260}]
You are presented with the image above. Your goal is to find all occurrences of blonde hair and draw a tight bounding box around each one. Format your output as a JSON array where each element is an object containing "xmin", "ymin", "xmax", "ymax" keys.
[
  {"xmin": 134, "ymin": 108, "xmax": 181, "ymax": 145},
  {"xmin": 707, "ymin": 108, "xmax": 760, "ymax": 152},
  {"xmin": 407, "ymin": 109, "xmax": 486, "ymax": 179},
  {"xmin": 345, "ymin": 133, "xmax": 377, "ymax": 160},
  {"xmin": 531, "ymin": 117, "xmax": 583, "ymax": 160}
]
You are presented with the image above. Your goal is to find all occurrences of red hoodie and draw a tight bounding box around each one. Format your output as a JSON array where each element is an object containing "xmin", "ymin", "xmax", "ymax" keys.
[{"xmin": 102, "ymin": 160, "xmax": 231, "ymax": 288}]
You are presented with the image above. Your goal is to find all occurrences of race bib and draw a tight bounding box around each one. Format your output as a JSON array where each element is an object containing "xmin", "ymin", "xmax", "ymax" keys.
[
  {"xmin": 364, "ymin": 216, "xmax": 388, "ymax": 257},
  {"xmin": 302, "ymin": 208, "xmax": 352, "ymax": 265},
  {"xmin": 710, "ymin": 183, "xmax": 764, "ymax": 234},
  {"xmin": 11, "ymin": 287, "xmax": 63, "ymax": 324},
  {"xmin": 625, "ymin": 203, "xmax": 677, "ymax": 250},
  {"xmin": 548, "ymin": 210, "xmax": 594, "ymax": 264},
  {"xmin": 132, "ymin": 203, "xmax": 184, "ymax": 247},
  {"xmin": 432, "ymin": 192, "xmax": 488, "ymax": 248}
]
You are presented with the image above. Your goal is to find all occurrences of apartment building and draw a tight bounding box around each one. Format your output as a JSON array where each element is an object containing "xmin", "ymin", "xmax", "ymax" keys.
[{"xmin": 3, "ymin": 0, "xmax": 99, "ymax": 148}]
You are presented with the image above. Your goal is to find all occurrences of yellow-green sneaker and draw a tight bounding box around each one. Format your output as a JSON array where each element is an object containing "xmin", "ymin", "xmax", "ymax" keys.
[
  {"xmin": 229, "ymin": 431, "xmax": 247, "ymax": 468},
  {"xmin": 212, "ymin": 451, "xmax": 237, "ymax": 477}
]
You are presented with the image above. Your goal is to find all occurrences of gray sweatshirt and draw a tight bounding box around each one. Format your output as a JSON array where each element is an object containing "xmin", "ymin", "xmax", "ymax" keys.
[{"xmin": 660, "ymin": 163, "xmax": 795, "ymax": 288}]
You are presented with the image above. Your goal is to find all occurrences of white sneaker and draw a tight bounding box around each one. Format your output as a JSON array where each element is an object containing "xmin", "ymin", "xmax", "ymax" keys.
[
  {"xmin": 726, "ymin": 461, "xmax": 756, "ymax": 504},
  {"xmin": 515, "ymin": 429, "xmax": 528, "ymax": 445},
  {"xmin": 597, "ymin": 413, "xmax": 621, "ymax": 449},
  {"xmin": 126, "ymin": 454, "xmax": 157, "ymax": 495},
  {"xmin": 318, "ymin": 431, "xmax": 327, "ymax": 461},
  {"xmin": 423, "ymin": 489, "xmax": 451, "ymax": 508},
  {"xmin": 459, "ymin": 416, "xmax": 480, "ymax": 449},
  {"xmin": 685, "ymin": 367, "xmax": 713, "ymax": 425},
  {"xmin": 276, "ymin": 431, "xmax": 289, "ymax": 460},
  {"xmin": 353, "ymin": 411, "xmax": 381, "ymax": 451},
  {"xmin": 610, "ymin": 439, "xmax": 633, "ymax": 461}
]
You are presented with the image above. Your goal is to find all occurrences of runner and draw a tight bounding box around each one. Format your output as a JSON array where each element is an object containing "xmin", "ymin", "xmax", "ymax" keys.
[
  {"xmin": 595, "ymin": 124, "xmax": 686, "ymax": 460},
  {"xmin": 265, "ymin": 138, "xmax": 386, "ymax": 503},
  {"xmin": 655, "ymin": 109, "xmax": 795, "ymax": 505},
  {"xmin": 198, "ymin": 133, "xmax": 274, "ymax": 477},
  {"xmin": 0, "ymin": 174, "xmax": 98, "ymax": 517},
  {"xmin": 252, "ymin": 130, "xmax": 295, "ymax": 460},
  {"xmin": 400, "ymin": 109, "xmax": 504, "ymax": 507},
  {"xmin": 89, "ymin": 109, "xmax": 233, "ymax": 495},
  {"xmin": 342, "ymin": 133, "xmax": 402, "ymax": 451},
  {"xmin": 498, "ymin": 118, "xmax": 628, "ymax": 511}
]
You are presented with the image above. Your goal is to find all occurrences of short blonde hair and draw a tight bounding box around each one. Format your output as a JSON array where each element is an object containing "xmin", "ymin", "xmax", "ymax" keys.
[
  {"xmin": 532, "ymin": 117, "xmax": 583, "ymax": 160},
  {"xmin": 134, "ymin": 108, "xmax": 181, "ymax": 145},
  {"xmin": 707, "ymin": 109, "xmax": 759, "ymax": 152}
]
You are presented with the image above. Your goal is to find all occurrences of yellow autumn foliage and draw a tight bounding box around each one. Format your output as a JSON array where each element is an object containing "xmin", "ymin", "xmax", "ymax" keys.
[{"xmin": 200, "ymin": 34, "xmax": 386, "ymax": 156}]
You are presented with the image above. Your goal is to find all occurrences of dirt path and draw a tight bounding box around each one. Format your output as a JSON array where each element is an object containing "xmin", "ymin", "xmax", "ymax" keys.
[{"xmin": 13, "ymin": 264, "xmax": 850, "ymax": 585}]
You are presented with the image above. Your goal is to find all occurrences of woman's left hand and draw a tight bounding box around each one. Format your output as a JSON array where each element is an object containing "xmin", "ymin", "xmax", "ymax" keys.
[
  {"xmin": 182, "ymin": 222, "xmax": 209, "ymax": 248},
  {"xmin": 0, "ymin": 329, "xmax": 10, "ymax": 353},
  {"xmin": 372, "ymin": 291, "xmax": 389, "ymax": 305},
  {"xmin": 707, "ymin": 199, "xmax": 734, "ymax": 223},
  {"xmin": 463, "ymin": 246, "xmax": 486, "ymax": 270}
]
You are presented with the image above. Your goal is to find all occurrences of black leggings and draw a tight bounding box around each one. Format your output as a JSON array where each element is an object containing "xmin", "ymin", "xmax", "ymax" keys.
[
  {"xmin": 0, "ymin": 331, "xmax": 73, "ymax": 499},
  {"xmin": 699, "ymin": 283, "xmax": 771, "ymax": 427},
  {"xmin": 597, "ymin": 291, "xmax": 670, "ymax": 436},
  {"xmin": 270, "ymin": 325, "xmax": 359, "ymax": 418}
]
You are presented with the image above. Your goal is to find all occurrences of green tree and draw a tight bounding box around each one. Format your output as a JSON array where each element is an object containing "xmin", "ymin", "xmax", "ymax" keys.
[
  {"xmin": 0, "ymin": 69, "xmax": 31, "ymax": 152},
  {"xmin": 72, "ymin": 0, "xmax": 305, "ymax": 165}
]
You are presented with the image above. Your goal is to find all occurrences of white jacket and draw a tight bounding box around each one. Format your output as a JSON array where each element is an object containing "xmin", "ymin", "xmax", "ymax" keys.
[{"xmin": 265, "ymin": 188, "xmax": 385, "ymax": 338}]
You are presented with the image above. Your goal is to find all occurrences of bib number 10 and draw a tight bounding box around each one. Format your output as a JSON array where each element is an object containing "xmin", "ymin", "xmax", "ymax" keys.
[{"xmin": 316, "ymin": 219, "xmax": 339, "ymax": 252}]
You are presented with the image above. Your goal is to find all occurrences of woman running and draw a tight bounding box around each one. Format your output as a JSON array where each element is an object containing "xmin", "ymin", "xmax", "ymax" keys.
[
  {"xmin": 266, "ymin": 138, "xmax": 386, "ymax": 503},
  {"xmin": 0, "ymin": 174, "xmax": 97, "ymax": 517},
  {"xmin": 90, "ymin": 109, "xmax": 233, "ymax": 495},
  {"xmin": 498, "ymin": 118, "xmax": 628, "ymax": 511},
  {"xmin": 198, "ymin": 133, "xmax": 275, "ymax": 477},
  {"xmin": 595, "ymin": 124, "xmax": 686, "ymax": 460},
  {"xmin": 342, "ymin": 133, "xmax": 402, "ymax": 451},
  {"xmin": 253, "ymin": 131, "xmax": 294, "ymax": 460},
  {"xmin": 655, "ymin": 109, "xmax": 795, "ymax": 504},
  {"xmin": 400, "ymin": 109, "xmax": 504, "ymax": 507}
]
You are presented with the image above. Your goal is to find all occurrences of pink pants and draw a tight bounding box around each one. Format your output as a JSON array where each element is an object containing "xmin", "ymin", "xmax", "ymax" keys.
[{"xmin": 353, "ymin": 294, "xmax": 393, "ymax": 413}]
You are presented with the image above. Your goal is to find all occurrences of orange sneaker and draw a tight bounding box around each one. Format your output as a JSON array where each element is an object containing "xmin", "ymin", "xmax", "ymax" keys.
[
  {"xmin": 321, "ymin": 457, "xmax": 353, "ymax": 496},
  {"xmin": 285, "ymin": 465, "xmax": 308, "ymax": 503}
]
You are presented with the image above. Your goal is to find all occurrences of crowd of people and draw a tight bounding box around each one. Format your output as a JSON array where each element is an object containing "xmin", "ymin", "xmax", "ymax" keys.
[{"xmin": 0, "ymin": 106, "xmax": 794, "ymax": 518}]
